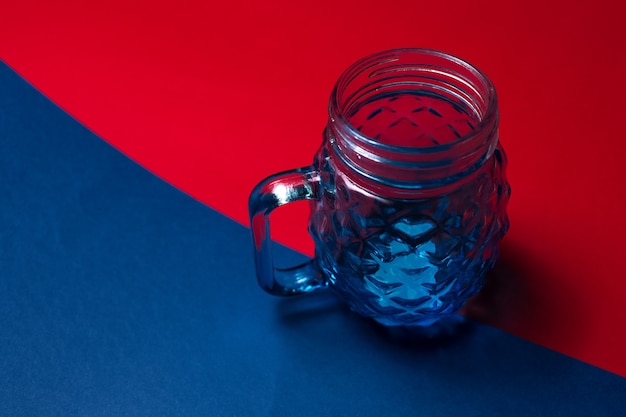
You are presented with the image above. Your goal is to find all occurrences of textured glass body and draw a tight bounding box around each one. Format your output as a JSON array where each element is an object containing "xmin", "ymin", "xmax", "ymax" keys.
[
  {"xmin": 309, "ymin": 141, "xmax": 509, "ymax": 326},
  {"xmin": 249, "ymin": 49, "xmax": 510, "ymax": 327}
]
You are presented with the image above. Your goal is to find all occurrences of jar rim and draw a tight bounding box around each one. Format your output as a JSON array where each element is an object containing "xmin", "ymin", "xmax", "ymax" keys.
[{"xmin": 329, "ymin": 48, "xmax": 498, "ymax": 155}]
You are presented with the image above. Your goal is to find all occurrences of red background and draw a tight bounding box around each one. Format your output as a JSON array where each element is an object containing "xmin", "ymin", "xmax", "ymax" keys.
[{"xmin": 2, "ymin": 0, "xmax": 625, "ymax": 376}]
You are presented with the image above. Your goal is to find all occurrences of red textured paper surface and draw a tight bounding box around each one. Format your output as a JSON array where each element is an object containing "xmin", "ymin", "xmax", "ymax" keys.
[{"xmin": 2, "ymin": 0, "xmax": 625, "ymax": 376}]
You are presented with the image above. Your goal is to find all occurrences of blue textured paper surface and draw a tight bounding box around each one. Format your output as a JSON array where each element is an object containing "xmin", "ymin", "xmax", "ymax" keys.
[{"xmin": 1, "ymin": 61, "xmax": 625, "ymax": 416}]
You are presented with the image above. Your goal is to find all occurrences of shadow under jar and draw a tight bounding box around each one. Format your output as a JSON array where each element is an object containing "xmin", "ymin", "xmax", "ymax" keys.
[{"xmin": 249, "ymin": 48, "xmax": 510, "ymax": 327}]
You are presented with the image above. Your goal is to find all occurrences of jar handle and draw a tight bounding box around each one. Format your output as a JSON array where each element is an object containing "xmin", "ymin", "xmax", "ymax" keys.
[{"xmin": 248, "ymin": 167, "xmax": 325, "ymax": 295}]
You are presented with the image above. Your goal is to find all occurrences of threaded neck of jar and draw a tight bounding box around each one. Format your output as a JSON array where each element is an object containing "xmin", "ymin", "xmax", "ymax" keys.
[{"xmin": 327, "ymin": 48, "xmax": 499, "ymax": 198}]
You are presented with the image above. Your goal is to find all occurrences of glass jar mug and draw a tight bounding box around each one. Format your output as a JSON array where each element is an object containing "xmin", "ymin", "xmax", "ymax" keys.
[{"xmin": 249, "ymin": 49, "xmax": 510, "ymax": 327}]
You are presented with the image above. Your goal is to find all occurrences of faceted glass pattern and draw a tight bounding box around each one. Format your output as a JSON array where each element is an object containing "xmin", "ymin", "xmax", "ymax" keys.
[{"xmin": 310, "ymin": 143, "xmax": 510, "ymax": 326}]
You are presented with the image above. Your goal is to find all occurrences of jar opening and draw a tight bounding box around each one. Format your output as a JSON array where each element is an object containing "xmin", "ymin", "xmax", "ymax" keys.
[{"xmin": 327, "ymin": 48, "xmax": 499, "ymax": 194}]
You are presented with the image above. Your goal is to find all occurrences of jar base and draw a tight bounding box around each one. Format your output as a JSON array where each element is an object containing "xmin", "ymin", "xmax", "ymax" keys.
[{"xmin": 372, "ymin": 313, "xmax": 468, "ymax": 339}]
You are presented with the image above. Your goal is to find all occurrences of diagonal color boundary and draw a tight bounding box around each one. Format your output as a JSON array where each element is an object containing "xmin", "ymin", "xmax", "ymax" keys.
[{"xmin": 1, "ymin": 61, "xmax": 624, "ymax": 416}]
